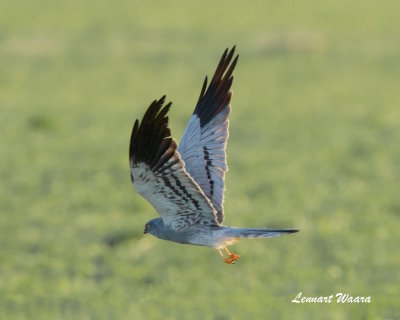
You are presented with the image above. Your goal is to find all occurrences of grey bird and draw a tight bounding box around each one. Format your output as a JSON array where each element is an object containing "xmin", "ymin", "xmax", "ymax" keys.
[{"xmin": 129, "ymin": 46, "xmax": 298, "ymax": 264}]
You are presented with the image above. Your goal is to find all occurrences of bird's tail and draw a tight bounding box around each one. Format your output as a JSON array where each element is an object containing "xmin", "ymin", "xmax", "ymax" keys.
[{"xmin": 226, "ymin": 227, "xmax": 299, "ymax": 239}]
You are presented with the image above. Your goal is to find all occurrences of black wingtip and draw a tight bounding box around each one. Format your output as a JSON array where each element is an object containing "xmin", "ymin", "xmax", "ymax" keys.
[
  {"xmin": 198, "ymin": 76, "xmax": 208, "ymax": 105},
  {"xmin": 129, "ymin": 96, "xmax": 176, "ymax": 171},
  {"xmin": 194, "ymin": 46, "xmax": 239, "ymax": 127}
]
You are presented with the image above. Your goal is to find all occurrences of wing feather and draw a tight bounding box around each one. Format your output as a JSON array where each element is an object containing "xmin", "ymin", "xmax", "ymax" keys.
[
  {"xmin": 130, "ymin": 96, "xmax": 220, "ymax": 230},
  {"xmin": 178, "ymin": 46, "xmax": 239, "ymax": 224}
]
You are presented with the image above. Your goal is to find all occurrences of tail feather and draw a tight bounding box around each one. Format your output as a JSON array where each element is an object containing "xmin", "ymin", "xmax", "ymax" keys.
[{"xmin": 228, "ymin": 227, "xmax": 299, "ymax": 239}]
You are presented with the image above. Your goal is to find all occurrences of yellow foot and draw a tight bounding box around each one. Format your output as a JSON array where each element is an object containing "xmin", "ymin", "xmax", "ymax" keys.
[
  {"xmin": 217, "ymin": 247, "xmax": 241, "ymax": 264},
  {"xmin": 224, "ymin": 252, "xmax": 240, "ymax": 264}
]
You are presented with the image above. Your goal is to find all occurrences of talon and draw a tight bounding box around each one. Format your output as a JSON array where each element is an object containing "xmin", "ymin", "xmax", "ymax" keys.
[
  {"xmin": 217, "ymin": 247, "xmax": 241, "ymax": 264},
  {"xmin": 224, "ymin": 252, "xmax": 240, "ymax": 264}
]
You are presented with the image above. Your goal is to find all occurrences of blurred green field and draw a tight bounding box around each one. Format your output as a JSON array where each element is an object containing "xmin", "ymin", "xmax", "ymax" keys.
[{"xmin": 1, "ymin": 0, "xmax": 400, "ymax": 319}]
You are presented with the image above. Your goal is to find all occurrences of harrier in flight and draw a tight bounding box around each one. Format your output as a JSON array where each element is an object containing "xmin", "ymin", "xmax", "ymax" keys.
[{"xmin": 129, "ymin": 47, "xmax": 298, "ymax": 264}]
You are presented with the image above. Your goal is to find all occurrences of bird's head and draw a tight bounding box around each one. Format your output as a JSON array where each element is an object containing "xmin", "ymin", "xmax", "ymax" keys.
[{"xmin": 143, "ymin": 218, "xmax": 164, "ymax": 236}]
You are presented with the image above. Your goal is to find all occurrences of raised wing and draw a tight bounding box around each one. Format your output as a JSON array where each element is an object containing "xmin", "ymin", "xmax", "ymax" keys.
[
  {"xmin": 129, "ymin": 96, "xmax": 220, "ymax": 231},
  {"xmin": 178, "ymin": 46, "xmax": 238, "ymax": 224}
]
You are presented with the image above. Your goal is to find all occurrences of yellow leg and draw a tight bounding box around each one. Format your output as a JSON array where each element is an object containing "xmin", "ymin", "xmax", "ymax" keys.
[
  {"xmin": 217, "ymin": 248, "xmax": 225, "ymax": 258},
  {"xmin": 223, "ymin": 247, "xmax": 232, "ymax": 256}
]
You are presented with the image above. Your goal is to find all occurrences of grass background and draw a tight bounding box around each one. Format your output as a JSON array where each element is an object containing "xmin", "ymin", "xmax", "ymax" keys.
[{"xmin": 1, "ymin": 0, "xmax": 399, "ymax": 318}]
